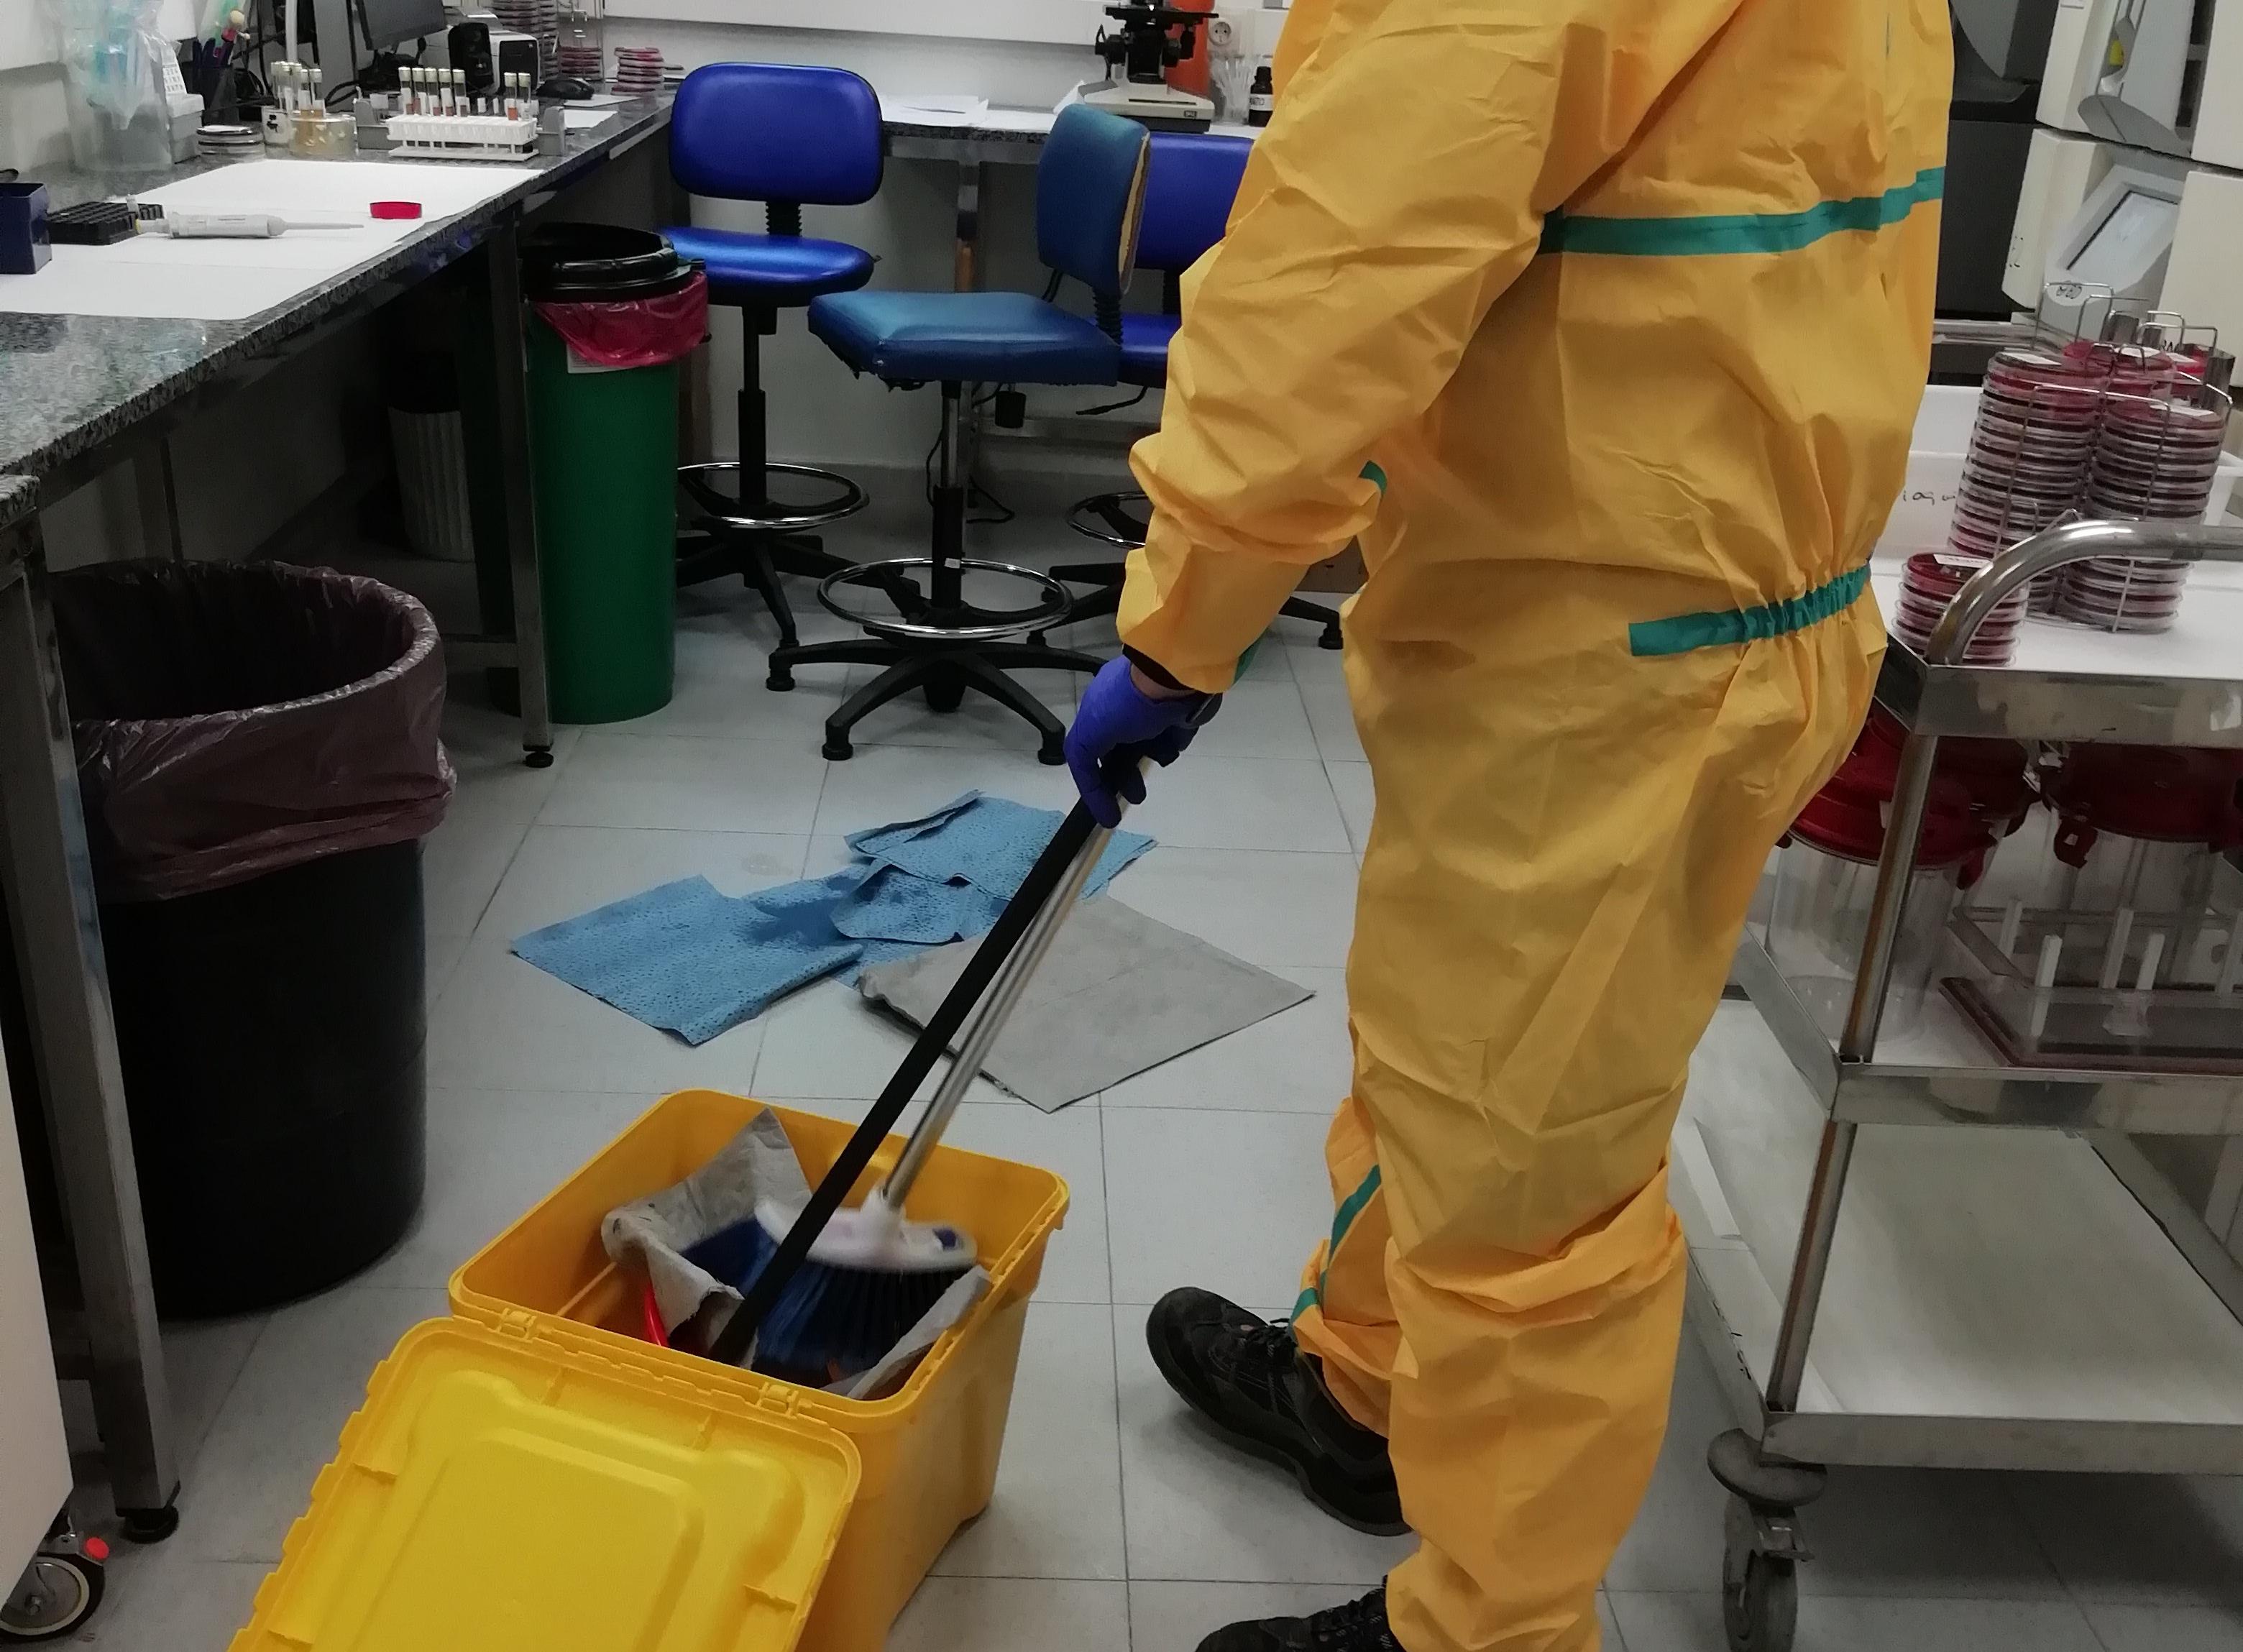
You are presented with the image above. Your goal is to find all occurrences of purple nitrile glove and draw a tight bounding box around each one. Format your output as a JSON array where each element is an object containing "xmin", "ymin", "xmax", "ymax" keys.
[{"xmin": 1064, "ymin": 657, "xmax": 1217, "ymax": 828}]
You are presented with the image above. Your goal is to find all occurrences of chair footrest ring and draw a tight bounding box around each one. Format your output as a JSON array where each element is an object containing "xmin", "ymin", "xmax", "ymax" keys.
[
  {"xmin": 679, "ymin": 461, "xmax": 867, "ymax": 533},
  {"xmin": 817, "ymin": 557, "xmax": 1073, "ymax": 643},
  {"xmin": 1067, "ymin": 490, "xmax": 1150, "ymax": 549}
]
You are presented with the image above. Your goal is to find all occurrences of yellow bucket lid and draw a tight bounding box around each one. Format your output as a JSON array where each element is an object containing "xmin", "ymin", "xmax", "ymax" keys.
[{"xmin": 229, "ymin": 1318, "xmax": 860, "ymax": 1652}]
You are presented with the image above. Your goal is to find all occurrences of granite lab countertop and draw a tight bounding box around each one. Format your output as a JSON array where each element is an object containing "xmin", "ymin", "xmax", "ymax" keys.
[{"xmin": 0, "ymin": 96, "xmax": 671, "ymax": 492}]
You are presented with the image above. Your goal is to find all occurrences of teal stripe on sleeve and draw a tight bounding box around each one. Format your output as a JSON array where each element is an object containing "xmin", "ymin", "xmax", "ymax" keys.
[
  {"xmin": 1542, "ymin": 166, "xmax": 1943, "ymax": 258},
  {"xmin": 1629, "ymin": 564, "xmax": 1872, "ymax": 658}
]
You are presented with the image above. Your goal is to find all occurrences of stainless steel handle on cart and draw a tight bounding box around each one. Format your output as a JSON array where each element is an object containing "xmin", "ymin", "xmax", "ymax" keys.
[{"xmin": 1840, "ymin": 520, "xmax": 2243, "ymax": 1065}]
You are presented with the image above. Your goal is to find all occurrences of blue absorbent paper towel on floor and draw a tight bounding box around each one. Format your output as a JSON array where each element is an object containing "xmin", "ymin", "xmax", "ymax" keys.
[{"xmin": 512, "ymin": 791, "xmax": 1153, "ymax": 1045}]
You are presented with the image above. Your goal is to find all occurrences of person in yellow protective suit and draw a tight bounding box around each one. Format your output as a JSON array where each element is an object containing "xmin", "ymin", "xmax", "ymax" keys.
[{"xmin": 1058, "ymin": 1, "xmax": 1950, "ymax": 1648}]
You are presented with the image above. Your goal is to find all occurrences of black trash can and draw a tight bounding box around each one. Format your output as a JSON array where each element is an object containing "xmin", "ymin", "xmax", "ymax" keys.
[{"xmin": 50, "ymin": 561, "xmax": 455, "ymax": 1316}]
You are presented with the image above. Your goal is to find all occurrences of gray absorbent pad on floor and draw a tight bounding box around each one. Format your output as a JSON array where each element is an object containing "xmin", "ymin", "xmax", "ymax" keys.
[{"xmin": 856, "ymin": 896, "xmax": 1313, "ymax": 1111}]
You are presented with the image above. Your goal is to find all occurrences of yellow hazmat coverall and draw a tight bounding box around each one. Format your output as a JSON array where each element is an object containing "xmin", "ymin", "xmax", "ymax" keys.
[{"xmin": 1115, "ymin": 1, "xmax": 1949, "ymax": 1647}]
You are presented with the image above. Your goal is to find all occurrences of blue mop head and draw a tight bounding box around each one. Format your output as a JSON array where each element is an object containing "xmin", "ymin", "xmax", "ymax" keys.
[{"xmin": 689, "ymin": 1198, "xmax": 976, "ymax": 1388}]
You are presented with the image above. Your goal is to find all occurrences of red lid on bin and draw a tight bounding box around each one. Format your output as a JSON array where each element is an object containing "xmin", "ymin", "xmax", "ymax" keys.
[
  {"xmin": 2047, "ymin": 744, "xmax": 2243, "ymax": 854},
  {"xmin": 1788, "ymin": 710, "xmax": 1999, "ymax": 870}
]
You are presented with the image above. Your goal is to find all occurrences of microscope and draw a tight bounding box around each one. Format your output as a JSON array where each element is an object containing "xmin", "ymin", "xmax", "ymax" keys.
[{"xmin": 1081, "ymin": 0, "xmax": 1216, "ymax": 131}]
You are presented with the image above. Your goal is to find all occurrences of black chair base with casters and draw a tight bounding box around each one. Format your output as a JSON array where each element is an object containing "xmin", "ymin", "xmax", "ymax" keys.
[
  {"xmin": 767, "ymin": 385, "xmax": 1103, "ymax": 763},
  {"xmin": 673, "ymin": 303, "xmax": 868, "ymax": 652},
  {"xmin": 1038, "ymin": 489, "xmax": 1346, "ymax": 651}
]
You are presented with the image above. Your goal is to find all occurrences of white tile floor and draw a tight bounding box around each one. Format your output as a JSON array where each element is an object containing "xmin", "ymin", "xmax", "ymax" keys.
[{"xmin": 66, "ymin": 474, "xmax": 2243, "ymax": 1651}]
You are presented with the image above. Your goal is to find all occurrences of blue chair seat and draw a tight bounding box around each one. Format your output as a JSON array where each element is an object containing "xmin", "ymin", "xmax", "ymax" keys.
[
  {"xmin": 662, "ymin": 225, "xmax": 874, "ymax": 308},
  {"xmin": 809, "ymin": 290, "xmax": 1119, "ymax": 385},
  {"xmin": 1119, "ymin": 311, "xmax": 1178, "ymax": 387}
]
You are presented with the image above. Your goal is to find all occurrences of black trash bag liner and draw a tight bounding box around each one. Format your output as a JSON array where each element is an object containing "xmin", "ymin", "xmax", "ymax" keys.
[{"xmin": 50, "ymin": 560, "xmax": 455, "ymax": 901}]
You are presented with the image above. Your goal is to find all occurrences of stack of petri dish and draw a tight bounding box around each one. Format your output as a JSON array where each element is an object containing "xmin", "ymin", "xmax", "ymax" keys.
[
  {"xmin": 2059, "ymin": 375, "xmax": 2225, "ymax": 634},
  {"xmin": 1891, "ymin": 551, "xmax": 2025, "ymax": 664},
  {"xmin": 556, "ymin": 35, "xmax": 605, "ymax": 83},
  {"xmin": 1926, "ymin": 344, "xmax": 2107, "ymax": 658},
  {"xmin": 612, "ymin": 45, "xmax": 666, "ymax": 96}
]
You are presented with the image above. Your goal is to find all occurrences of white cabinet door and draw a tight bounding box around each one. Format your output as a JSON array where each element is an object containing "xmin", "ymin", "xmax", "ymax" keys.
[{"xmin": 1, "ymin": 1034, "xmax": 70, "ymax": 1579}]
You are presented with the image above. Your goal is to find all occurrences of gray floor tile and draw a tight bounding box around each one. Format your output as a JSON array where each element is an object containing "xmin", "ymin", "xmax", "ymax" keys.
[
  {"xmin": 539, "ymin": 732, "xmax": 829, "ymax": 833},
  {"xmin": 1288, "ymin": 643, "xmax": 1364, "ymax": 763},
  {"xmin": 355, "ymin": 1088, "xmax": 651, "ymax": 1288},
  {"xmin": 2082, "ymin": 1602, "xmax": 2243, "ymax": 1651},
  {"xmin": 68, "ymin": 1550, "xmax": 267, "ymax": 1651},
  {"xmin": 887, "ymin": 1576, "xmax": 1130, "ymax": 1652},
  {"xmin": 1324, "ymin": 762, "xmax": 1373, "ymax": 855},
  {"xmin": 159, "ymin": 1315, "xmax": 267, "ymax": 1481},
  {"xmin": 1607, "ymin": 1591, "xmax": 2103, "ymax": 1652},
  {"xmin": 1110, "ymin": 848, "xmax": 1358, "ymax": 970},
  {"xmin": 2011, "ymin": 1472, "xmax": 2243, "ymax": 1605},
  {"xmin": 1101, "ymin": 1106, "xmax": 1334, "ymax": 1309},
  {"xmin": 179, "ymin": 1285, "xmax": 446, "ymax": 1564},
  {"xmin": 1122, "ymin": 757, "xmax": 1351, "ymax": 854},
  {"xmin": 1186, "ymin": 679, "xmax": 1318, "ymax": 761},
  {"xmin": 931, "ymin": 1302, "xmax": 1124, "ymax": 1580}
]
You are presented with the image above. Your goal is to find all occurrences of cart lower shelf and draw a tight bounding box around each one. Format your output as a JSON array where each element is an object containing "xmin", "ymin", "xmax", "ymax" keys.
[{"xmin": 1674, "ymin": 1004, "xmax": 2243, "ymax": 1474}]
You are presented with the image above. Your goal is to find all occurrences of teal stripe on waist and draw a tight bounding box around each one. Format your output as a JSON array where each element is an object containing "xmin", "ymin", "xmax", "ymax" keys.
[
  {"xmin": 1542, "ymin": 166, "xmax": 1943, "ymax": 258},
  {"xmin": 1629, "ymin": 564, "xmax": 1871, "ymax": 658}
]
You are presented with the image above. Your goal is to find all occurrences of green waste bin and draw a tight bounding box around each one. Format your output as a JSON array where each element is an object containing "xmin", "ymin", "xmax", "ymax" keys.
[{"xmin": 521, "ymin": 226, "xmax": 707, "ymax": 724}]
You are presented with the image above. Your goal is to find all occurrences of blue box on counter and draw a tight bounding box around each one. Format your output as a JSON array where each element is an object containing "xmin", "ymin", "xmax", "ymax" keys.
[{"xmin": 0, "ymin": 180, "xmax": 52, "ymax": 275}]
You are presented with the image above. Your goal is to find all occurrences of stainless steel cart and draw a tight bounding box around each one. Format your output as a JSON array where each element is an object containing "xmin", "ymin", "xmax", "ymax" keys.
[{"xmin": 1688, "ymin": 518, "xmax": 2243, "ymax": 1652}]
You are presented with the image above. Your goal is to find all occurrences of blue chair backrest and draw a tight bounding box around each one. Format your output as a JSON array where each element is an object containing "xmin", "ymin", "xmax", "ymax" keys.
[
  {"xmin": 671, "ymin": 63, "xmax": 884, "ymax": 207},
  {"xmin": 1136, "ymin": 132, "xmax": 1251, "ymax": 274},
  {"xmin": 1036, "ymin": 104, "xmax": 1150, "ymax": 301}
]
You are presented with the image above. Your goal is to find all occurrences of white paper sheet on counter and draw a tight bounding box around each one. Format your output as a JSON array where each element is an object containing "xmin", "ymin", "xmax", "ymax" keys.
[{"xmin": 0, "ymin": 160, "xmax": 538, "ymax": 321}]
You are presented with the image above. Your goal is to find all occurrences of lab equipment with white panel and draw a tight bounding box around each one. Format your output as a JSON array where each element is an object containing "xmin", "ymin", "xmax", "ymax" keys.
[{"xmin": 2004, "ymin": 0, "xmax": 2243, "ymax": 337}]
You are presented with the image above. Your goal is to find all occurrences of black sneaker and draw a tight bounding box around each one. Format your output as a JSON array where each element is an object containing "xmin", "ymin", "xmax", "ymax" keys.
[
  {"xmin": 1196, "ymin": 1586, "xmax": 1404, "ymax": 1651},
  {"xmin": 1145, "ymin": 1287, "xmax": 1405, "ymax": 1535}
]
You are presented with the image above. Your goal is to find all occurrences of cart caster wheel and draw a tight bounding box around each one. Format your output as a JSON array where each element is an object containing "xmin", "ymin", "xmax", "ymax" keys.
[
  {"xmin": 822, "ymin": 737, "xmax": 854, "ymax": 761},
  {"xmin": 1037, "ymin": 737, "xmax": 1065, "ymax": 766},
  {"xmin": 923, "ymin": 674, "xmax": 965, "ymax": 713},
  {"xmin": 1317, "ymin": 621, "xmax": 1342, "ymax": 650},
  {"xmin": 118, "ymin": 1505, "xmax": 178, "ymax": 1545},
  {"xmin": 1, "ymin": 1553, "xmax": 104, "ymax": 1643},
  {"xmin": 522, "ymin": 747, "xmax": 554, "ymax": 771},
  {"xmin": 1028, "ymin": 630, "xmax": 1049, "ymax": 647},
  {"xmin": 1721, "ymin": 1495, "xmax": 1798, "ymax": 1652},
  {"xmin": 767, "ymin": 669, "xmax": 795, "ymax": 692}
]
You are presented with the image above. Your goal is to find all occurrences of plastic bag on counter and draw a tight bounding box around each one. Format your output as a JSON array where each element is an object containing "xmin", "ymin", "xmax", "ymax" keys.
[
  {"xmin": 49, "ymin": 560, "xmax": 455, "ymax": 901},
  {"xmin": 40, "ymin": 0, "xmax": 177, "ymax": 171}
]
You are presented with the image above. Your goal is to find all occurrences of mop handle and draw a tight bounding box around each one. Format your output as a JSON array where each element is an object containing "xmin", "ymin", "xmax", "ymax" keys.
[
  {"xmin": 706, "ymin": 799, "xmax": 1108, "ymax": 1367},
  {"xmin": 882, "ymin": 814, "xmax": 1115, "ymax": 1203}
]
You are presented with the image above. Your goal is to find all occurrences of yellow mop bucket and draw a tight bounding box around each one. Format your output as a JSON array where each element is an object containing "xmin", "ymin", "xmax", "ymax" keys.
[{"xmin": 449, "ymin": 1091, "xmax": 1068, "ymax": 1652}]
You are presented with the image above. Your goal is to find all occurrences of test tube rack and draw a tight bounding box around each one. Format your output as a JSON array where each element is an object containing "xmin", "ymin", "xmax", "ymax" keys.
[{"xmin": 385, "ymin": 112, "xmax": 540, "ymax": 163}]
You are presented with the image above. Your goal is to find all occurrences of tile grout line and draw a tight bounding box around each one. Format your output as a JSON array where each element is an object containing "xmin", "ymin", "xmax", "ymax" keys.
[
  {"xmin": 1100, "ymin": 1101, "xmax": 1142, "ymax": 1611},
  {"xmin": 753, "ymin": 745, "xmax": 838, "ymax": 1094}
]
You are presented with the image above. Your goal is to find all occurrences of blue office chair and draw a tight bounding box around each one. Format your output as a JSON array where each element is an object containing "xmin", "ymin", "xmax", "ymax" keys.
[
  {"xmin": 771, "ymin": 104, "xmax": 1152, "ymax": 763},
  {"xmin": 1047, "ymin": 132, "xmax": 1342, "ymax": 650},
  {"xmin": 664, "ymin": 63, "xmax": 884, "ymax": 653}
]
